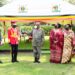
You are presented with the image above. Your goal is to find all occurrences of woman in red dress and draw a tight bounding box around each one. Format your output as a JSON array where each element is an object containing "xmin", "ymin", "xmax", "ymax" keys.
[{"xmin": 50, "ymin": 23, "xmax": 64, "ymax": 63}]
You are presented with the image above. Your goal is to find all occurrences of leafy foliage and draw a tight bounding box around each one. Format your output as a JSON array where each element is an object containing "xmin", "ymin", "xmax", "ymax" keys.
[
  {"xmin": 0, "ymin": 0, "xmax": 7, "ymax": 7},
  {"xmin": 64, "ymin": 0, "xmax": 75, "ymax": 5},
  {"xmin": 72, "ymin": 25, "xmax": 75, "ymax": 32},
  {"xmin": 41, "ymin": 25, "xmax": 54, "ymax": 35}
]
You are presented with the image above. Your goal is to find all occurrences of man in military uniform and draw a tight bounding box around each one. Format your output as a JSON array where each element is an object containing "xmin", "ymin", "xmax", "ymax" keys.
[
  {"xmin": 8, "ymin": 21, "xmax": 19, "ymax": 63},
  {"xmin": 31, "ymin": 21, "xmax": 44, "ymax": 63}
]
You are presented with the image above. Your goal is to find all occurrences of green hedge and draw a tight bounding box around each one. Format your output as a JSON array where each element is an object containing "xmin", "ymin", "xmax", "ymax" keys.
[
  {"xmin": 0, "ymin": 39, "xmax": 50, "ymax": 50},
  {"xmin": 72, "ymin": 25, "xmax": 75, "ymax": 32},
  {"xmin": 20, "ymin": 25, "xmax": 54, "ymax": 35},
  {"xmin": 41, "ymin": 25, "xmax": 54, "ymax": 35}
]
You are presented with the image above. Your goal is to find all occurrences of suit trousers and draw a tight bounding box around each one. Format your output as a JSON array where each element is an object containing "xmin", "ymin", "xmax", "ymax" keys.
[
  {"xmin": 11, "ymin": 44, "xmax": 18, "ymax": 62},
  {"xmin": 33, "ymin": 46, "xmax": 41, "ymax": 60}
]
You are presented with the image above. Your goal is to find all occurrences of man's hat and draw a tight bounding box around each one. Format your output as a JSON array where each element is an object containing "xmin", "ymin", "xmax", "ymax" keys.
[{"xmin": 11, "ymin": 21, "xmax": 17, "ymax": 25}]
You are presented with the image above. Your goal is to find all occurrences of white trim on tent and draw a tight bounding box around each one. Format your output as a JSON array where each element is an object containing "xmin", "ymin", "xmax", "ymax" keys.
[{"xmin": 0, "ymin": 0, "xmax": 75, "ymax": 16}]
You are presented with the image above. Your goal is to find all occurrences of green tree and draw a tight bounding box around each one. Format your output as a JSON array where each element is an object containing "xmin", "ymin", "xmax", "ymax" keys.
[
  {"xmin": 64, "ymin": 0, "xmax": 75, "ymax": 5},
  {"xmin": 0, "ymin": 0, "xmax": 8, "ymax": 7}
]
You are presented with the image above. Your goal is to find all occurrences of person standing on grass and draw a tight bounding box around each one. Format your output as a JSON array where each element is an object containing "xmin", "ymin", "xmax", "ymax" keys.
[
  {"xmin": 8, "ymin": 21, "xmax": 19, "ymax": 63},
  {"xmin": 61, "ymin": 24, "xmax": 75, "ymax": 63},
  {"xmin": 50, "ymin": 23, "xmax": 64, "ymax": 63},
  {"xmin": 30, "ymin": 21, "xmax": 44, "ymax": 63}
]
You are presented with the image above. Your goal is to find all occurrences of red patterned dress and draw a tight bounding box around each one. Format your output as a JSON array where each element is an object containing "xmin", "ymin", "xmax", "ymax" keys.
[{"xmin": 50, "ymin": 29, "xmax": 64, "ymax": 63}]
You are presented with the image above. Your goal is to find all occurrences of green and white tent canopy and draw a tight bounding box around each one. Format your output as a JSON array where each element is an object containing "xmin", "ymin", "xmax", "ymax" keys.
[{"xmin": 0, "ymin": 0, "xmax": 75, "ymax": 16}]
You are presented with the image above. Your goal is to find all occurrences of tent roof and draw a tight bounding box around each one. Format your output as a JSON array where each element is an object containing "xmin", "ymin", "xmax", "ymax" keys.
[{"xmin": 0, "ymin": 0, "xmax": 75, "ymax": 16}]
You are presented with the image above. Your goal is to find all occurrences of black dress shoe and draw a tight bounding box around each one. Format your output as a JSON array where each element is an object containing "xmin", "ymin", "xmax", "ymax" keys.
[
  {"xmin": 12, "ymin": 60, "xmax": 19, "ymax": 63},
  {"xmin": 0, "ymin": 61, "xmax": 2, "ymax": 63},
  {"xmin": 33, "ymin": 61, "xmax": 40, "ymax": 63},
  {"xmin": 37, "ymin": 61, "xmax": 40, "ymax": 63},
  {"xmin": 12, "ymin": 61, "xmax": 15, "ymax": 63},
  {"xmin": 15, "ymin": 60, "xmax": 19, "ymax": 62},
  {"xmin": 33, "ymin": 61, "xmax": 37, "ymax": 63}
]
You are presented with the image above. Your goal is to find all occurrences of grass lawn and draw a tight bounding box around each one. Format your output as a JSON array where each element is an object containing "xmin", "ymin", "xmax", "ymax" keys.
[{"xmin": 0, "ymin": 53, "xmax": 75, "ymax": 75}]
